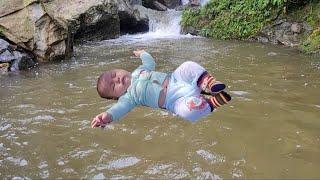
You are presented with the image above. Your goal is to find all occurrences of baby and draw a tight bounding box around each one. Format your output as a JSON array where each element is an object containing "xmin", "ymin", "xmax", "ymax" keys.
[{"xmin": 91, "ymin": 50, "xmax": 231, "ymax": 128}]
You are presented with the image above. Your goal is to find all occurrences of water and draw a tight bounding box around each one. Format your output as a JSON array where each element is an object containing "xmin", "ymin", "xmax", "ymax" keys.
[{"xmin": 0, "ymin": 36, "xmax": 319, "ymax": 179}]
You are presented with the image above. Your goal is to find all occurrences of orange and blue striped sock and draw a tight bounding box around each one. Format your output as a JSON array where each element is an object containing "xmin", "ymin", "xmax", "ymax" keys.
[
  {"xmin": 198, "ymin": 72, "xmax": 226, "ymax": 94},
  {"xmin": 206, "ymin": 91, "xmax": 231, "ymax": 111}
]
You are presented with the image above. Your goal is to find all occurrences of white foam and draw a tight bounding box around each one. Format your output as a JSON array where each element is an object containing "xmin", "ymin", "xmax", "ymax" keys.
[
  {"xmin": 105, "ymin": 157, "xmax": 140, "ymax": 170},
  {"xmin": 197, "ymin": 172, "xmax": 221, "ymax": 180},
  {"xmin": 231, "ymin": 168, "xmax": 244, "ymax": 178},
  {"xmin": 110, "ymin": 175, "xmax": 134, "ymax": 180},
  {"xmin": 62, "ymin": 168, "xmax": 75, "ymax": 173},
  {"xmin": 0, "ymin": 124, "xmax": 11, "ymax": 131},
  {"xmin": 39, "ymin": 170, "xmax": 49, "ymax": 179},
  {"xmin": 196, "ymin": 150, "xmax": 226, "ymax": 164},
  {"xmin": 93, "ymin": 173, "xmax": 105, "ymax": 180},
  {"xmin": 144, "ymin": 163, "xmax": 189, "ymax": 178},
  {"xmin": 267, "ymin": 52, "xmax": 277, "ymax": 56},
  {"xmin": 144, "ymin": 135, "xmax": 152, "ymax": 141},
  {"xmin": 14, "ymin": 104, "xmax": 35, "ymax": 108},
  {"xmin": 144, "ymin": 164, "xmax": 173, "ymax": 175},
  {"xmin": 230, "ymin": 91, "xmax": 249, "ymax": 96},
  {"xmin": 38, "ymin": 161, "xmax": 48, "ymax": 169},
  {"xmin": 69, "ymin": 149, "xmax": 94, "ymax": 159},
  {"xmin": 6, "ymin": 157, "xmax": 28, "ymax": 166}
]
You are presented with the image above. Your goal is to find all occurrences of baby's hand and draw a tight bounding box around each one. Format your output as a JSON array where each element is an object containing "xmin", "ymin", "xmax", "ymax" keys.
[
  {"xmin": 91, "ymin": 112, "xmax": 112, "ymax": 128},
  {"xmin": 133, "ymin": 50, "xmax": 145, "ymax": 57}
]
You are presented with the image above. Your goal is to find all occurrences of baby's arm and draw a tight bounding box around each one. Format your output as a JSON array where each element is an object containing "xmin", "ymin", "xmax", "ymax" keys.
[
  {"xmin": 133, "ymin": 50, "xmax": 156, "ymax": 71},
  {"xmin": 91, "ymin": 95, "xmax": 136, "ymax": 128}
]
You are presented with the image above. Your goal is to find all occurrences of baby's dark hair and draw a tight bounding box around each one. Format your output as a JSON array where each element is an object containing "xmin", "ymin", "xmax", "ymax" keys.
[{"xmin": 97, "ymin": 72, "xmax": 112, "ymax": 99}]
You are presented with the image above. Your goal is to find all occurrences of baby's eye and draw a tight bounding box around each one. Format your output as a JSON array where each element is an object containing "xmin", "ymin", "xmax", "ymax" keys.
[{"xmin": 111, "ymin": 72, "xmax": 116, "ymax": 78}]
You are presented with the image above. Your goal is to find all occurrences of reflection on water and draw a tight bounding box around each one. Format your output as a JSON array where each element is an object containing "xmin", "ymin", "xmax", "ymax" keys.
[{"xmin": 0, "ymin": 37, "xmax": 319, "ymax": 179}]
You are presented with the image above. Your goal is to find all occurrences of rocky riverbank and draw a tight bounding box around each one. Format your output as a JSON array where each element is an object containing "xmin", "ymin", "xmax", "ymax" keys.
[
  {"xmin": 0, "ymin": 0, "xmax": 149, "ymax": 71},
  {"xmin": 181, "ymin": 0, "xmax": 320, "ymax": 55}
]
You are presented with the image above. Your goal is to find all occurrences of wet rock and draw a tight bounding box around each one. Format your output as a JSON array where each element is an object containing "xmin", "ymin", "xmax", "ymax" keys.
[
  {"xmin": 0, "ymin": 38, "xmax": 36, "ymax": 71},
  {"xmin": 143, "ymin": 0, "xmax": 180, "ymax": 10},
  {"xmin": 161, "ymin": 0, "xmax": 180, "ymax": 9},
  {"xmin": 256, "ymin": 19, "xmax": 310, "ymax": 47},
  {"xmin": 153, "ymin": 1, "xmax": 168, "ymax": 11},
  {"xmin": 189, "ymin": 0, "xmax": 200, "ymax": 6},
  {"xmin": 181, "ymin": 25, "xmax": 200, "ymax": 35},
  {"xmin": 118, "ymin": 0, "xmax": 149, "ymax": 34},
  {"xmin": 0, "ymin": 0, "xmax": 148, "ymax": 62},
  {"xmin": 0, "ymin": 50, "xmax": 15, "ymax": 62},
  {"xmin": 0, "ymin": 39, "xmax": 10, "ymax": 53},
  {"xmin": 302, "ymin": 22, "xmax": 313, "ymax": 33},
  {"xmin": 9, "ymin": 54, "xmax": 36, "ymax": 71},
  {"xmin": 129, "ymin": 0, "xmax": 142, "ymax": 5},
  {"xmin": 291, "ymin": 23, "xmax": 302, "ymax": 34}
]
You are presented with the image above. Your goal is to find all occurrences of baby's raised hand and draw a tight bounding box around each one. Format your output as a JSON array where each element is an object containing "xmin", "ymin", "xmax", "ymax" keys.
[
  {"xmin": 91, "ymin": 112, "xmax": 112, "ymax": 128},
  {"xmin": 133, "ymin": 50, "xmax": 145, "ymax": 57}
]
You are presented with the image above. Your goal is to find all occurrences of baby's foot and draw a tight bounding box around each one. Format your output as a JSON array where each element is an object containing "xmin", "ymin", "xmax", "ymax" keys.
[
  {"xmin": 205, "ymin": 91, "xmax": 231, "ymax": 111},
  {"xmin": 199, "ymin": 73, "xmax": 226, "ymax": 94}
]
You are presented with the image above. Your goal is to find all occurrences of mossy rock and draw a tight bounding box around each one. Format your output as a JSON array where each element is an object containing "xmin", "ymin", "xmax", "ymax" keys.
[{"xmin": 300, "ymin": 28, "xmax": 320, "ymax": 54}]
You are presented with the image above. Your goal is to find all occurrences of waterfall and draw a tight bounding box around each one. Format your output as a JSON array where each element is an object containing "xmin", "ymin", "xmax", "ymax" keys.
[
  {"xmin": 105, "ymin": 6, "xmax": 193, "ymax": 43},
  {"xmin": 146, "ymin": 9, "xmax": 182, "ymax": 37}
]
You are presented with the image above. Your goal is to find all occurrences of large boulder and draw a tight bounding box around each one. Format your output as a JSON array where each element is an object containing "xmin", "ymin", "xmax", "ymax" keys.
[{"xmin": 0, "ymin": 0, "xmax": 148, "ymax": 65}]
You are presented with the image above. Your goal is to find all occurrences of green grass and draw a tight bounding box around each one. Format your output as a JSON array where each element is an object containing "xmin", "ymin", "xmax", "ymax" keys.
[
  {"xmin": 300, "ymin": 28, "xmax": 320, "ymax": 54},
  {"xmin": 181, "ymin": 0, "xmax": 286, "ymax": 40}
]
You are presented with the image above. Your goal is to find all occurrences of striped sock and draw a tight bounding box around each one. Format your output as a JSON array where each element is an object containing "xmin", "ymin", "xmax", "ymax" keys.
[
  {"xmin": 207, "ymin": 91, "xmax": 231, "ymax": 111},
  {"xmin": 198, "ymin": 72, "xmax": 226, "ymax": 94}
]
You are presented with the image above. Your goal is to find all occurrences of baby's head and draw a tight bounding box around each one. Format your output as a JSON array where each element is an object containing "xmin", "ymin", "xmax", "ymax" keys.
[{"xmin": 97, "ymin": 69, "xmax": 131, "ymax": 99}]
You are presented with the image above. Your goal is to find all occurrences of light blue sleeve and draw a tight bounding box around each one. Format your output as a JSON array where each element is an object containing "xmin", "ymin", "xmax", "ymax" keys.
[
  {"xmin": 137, "ymin": 52, "xmax": 156, "ymax": 71},
  {"xmin": 106, "ymin": 94, "xmax": 136, "ymax": 121}
]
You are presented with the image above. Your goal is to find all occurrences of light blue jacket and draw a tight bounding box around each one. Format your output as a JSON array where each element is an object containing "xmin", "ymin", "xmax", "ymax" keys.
[{"xmin": 107, "ymin": 52, "xmax": 167, "ymax": 121}]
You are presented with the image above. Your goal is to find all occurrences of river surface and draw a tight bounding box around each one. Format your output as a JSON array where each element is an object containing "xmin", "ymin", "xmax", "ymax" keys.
[{"xmin": 1, "ymin": 36, "xmax": 320, "ymax": 179}]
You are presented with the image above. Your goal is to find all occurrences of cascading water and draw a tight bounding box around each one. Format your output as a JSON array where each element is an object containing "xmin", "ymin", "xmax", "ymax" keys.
[
  {"xmin": 106, "ymin": 5, "xmax": 193, "ymax": 43},
  {"xmin": 147, "ymin": 9, "xmax": 182, "ymax": 37}
]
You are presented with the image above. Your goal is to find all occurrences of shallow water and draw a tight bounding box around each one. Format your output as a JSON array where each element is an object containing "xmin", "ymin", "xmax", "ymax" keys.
[{"xmin": 1, "ymin": 36, "xmax": 320, "ymax": 179}]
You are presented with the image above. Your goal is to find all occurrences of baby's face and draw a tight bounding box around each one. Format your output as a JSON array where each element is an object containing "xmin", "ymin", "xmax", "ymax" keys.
[{"xmin": 103, "ymin": 69, "xmax": 131, "ymax": 98}]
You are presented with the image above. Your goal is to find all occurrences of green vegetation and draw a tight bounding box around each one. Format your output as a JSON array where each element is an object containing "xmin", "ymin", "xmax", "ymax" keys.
[
  {"xmin": 301, "ymin": 28, "xmax": 320, "ymax": 54},
  {"xmin": 181, "ymin": 0, "xmax": 320, "ymax": 54},
  {"xmin": 290, "ymin": 1, "xmax": 320, "ymax": 54},
  {"xmin": 182, "ymin": 0, "xmax": 286, "ymax": 40}
]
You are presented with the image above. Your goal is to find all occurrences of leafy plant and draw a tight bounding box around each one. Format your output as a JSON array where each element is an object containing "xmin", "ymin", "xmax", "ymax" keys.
[{"xmin": 181, "ymin": 0, "xmax": 287, "ymax": 39}]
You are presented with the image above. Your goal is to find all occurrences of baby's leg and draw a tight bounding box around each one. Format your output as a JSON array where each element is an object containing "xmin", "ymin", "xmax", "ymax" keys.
[
  {"xmin": 205, "ymin": 91, "xmax": 232, "ymax": 111},
  {"xmin": 172, "ymin": 61, "xmax": 225, "ymax": 93},
  {"xmin": 173, "ymin": 96, "xmax": 212, "ymax": 122},
  {"xmin": 172, "ymin": 61, "xmax": 206, "ymax": 87}
]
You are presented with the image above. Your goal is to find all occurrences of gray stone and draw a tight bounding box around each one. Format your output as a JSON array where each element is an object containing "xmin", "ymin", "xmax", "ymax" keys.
[
  {"xmin": 190, "ymin": 0, "xmax": 200, "ymax": 6},
  {"xmin": 291, "ymin": 23, "xmax": 302, "ymax": 34},
  {"xmin": 162, "ymin": 0, "xmax": 180, "ymax": 8},
  {"xmin": 256, "ymin": 36, "xmax": 269, "ymax": 43},
  {"xmin": 9, "ymin": 55, "xmax": 36, "ymax": 71},
  {"xmin": 129, "ymin": 0, "xmax": 142, "ymax": 5},
  {"xmin": 0, "ymin": 39, "xmax": 10, "ymax": 53},
  {"xmin": 0, "ymin": 0, "xmax": 148, "ymax": 62},
  {"xmin": 302, "ymin": 22, "xmax": 313, "ymax": 33},
  {"xmin": 153, "ymin": 1, "xmax": 168, "ymax": 11},
  {"xmin": 0, "ymin": 50, "xmax": 15, "ymax": 62}
]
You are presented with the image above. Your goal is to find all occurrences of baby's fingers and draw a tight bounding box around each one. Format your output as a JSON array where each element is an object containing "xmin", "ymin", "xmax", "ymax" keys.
[{"xmin": 91, "ymin": 118, "xmax": 102, "ymax": 128}]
